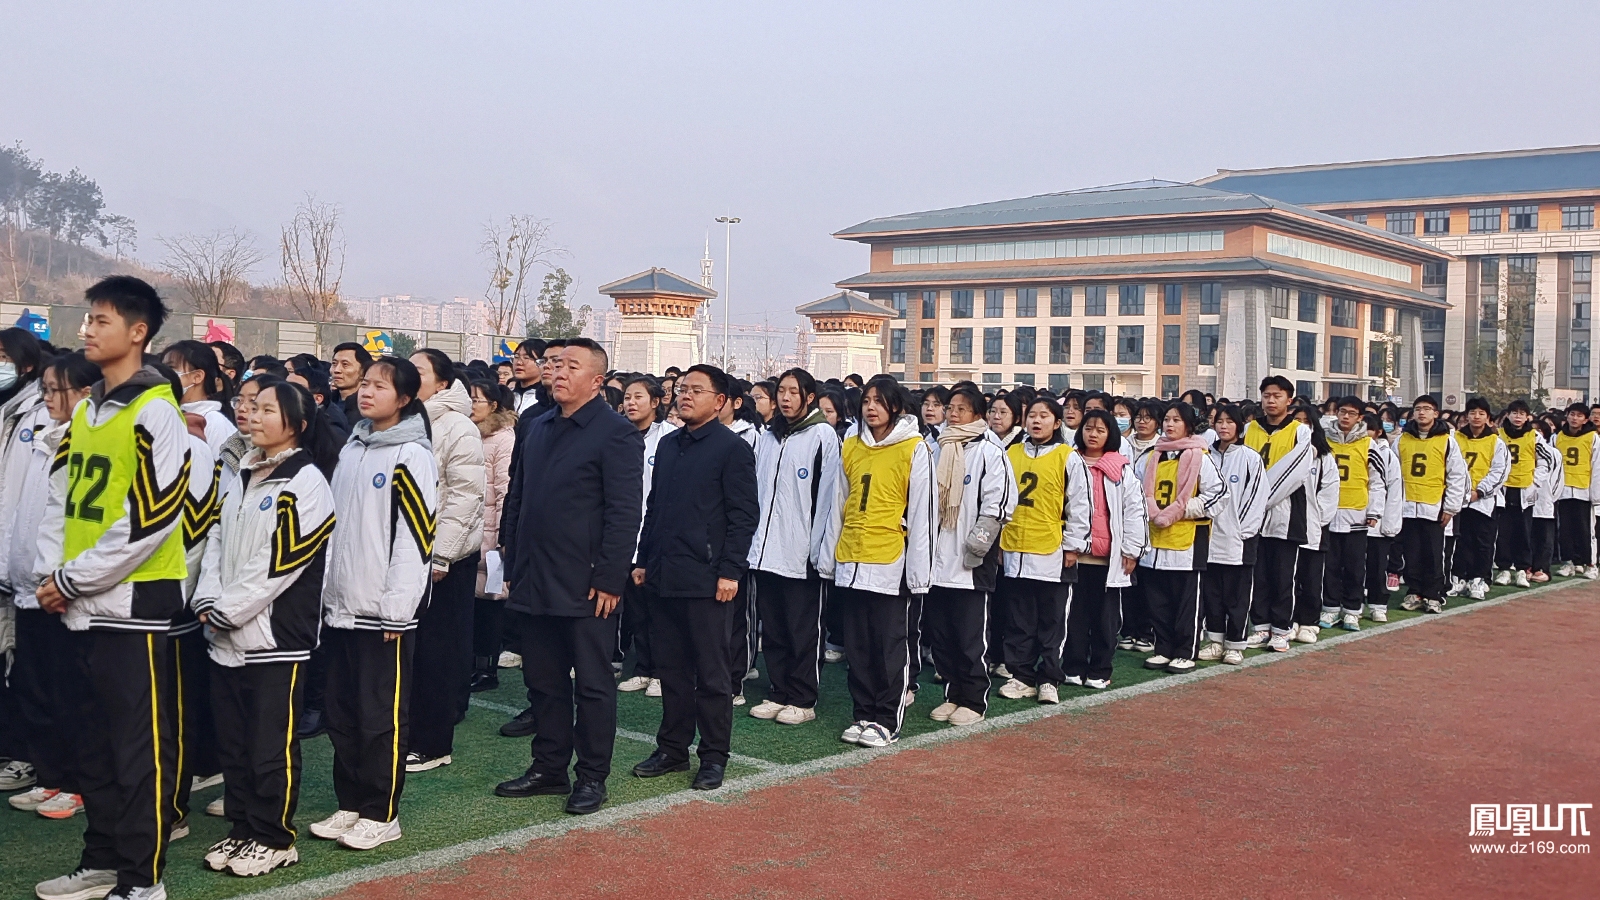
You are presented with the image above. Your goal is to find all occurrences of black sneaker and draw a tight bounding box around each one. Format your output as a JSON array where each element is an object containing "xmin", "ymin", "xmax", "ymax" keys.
[
  {"xmin": 500, "ymin": 707, "xmax": 537, "ymax": 738},
  {"xmin": 296, "ymin": 708, "xmax": 326, "ymax": 739},
  {"xmin": 470, "ymin": 671, "xmax": 499, "ymax": 693}
]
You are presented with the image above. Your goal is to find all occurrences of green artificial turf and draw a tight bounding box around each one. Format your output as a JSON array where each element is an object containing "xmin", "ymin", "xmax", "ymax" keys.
[{"xmin": 0, "ymin": 573, "xmax": 1571, "ymax": 898}]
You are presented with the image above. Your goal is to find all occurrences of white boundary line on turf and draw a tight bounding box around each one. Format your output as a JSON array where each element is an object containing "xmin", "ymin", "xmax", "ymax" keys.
[{"xmin": 231, "ymin": 578, "xmax": 1585, "ymax": 900}]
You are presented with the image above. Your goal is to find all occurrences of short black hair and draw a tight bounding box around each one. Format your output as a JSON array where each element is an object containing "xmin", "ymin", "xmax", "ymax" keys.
[
  {"xmin": 1413, "ymin": 394, "xmax": 1440, "ymax": 411},
  {"xmin": 513, "ymin": 338, "xmax": 546, "ymax": 359},
  {"xmin": 1566, "ymin": 401, "xmax": 1590, "ymax": 415},
  {"xmin": 950, "ymin": 382, "xmax": 989, "ymax": 417},
  {"xmin": 1335, "ymin": 395, "xmax": 1365, "ymax": 412},
  {"xmin": 562, "ymin": 337, "xmax": 608, "ymax": 372},
  {"xmin": 209, "ymin": 340, "xmax": 246, "ymax": 376},
  {"xmin": 684, "ymin": 363, "xmax": 731, "ymax": 397},
  {"xmin": 1259, "ymin": 375, "xmax": 1295, "ymax": 396},
  {"xmin": 84, "ymin": 275, "xmax": 168, "ymax": 344},
  {"xmin": 252, "ymin": 363, "xmax": 289, "ymax": 381},
  {"xmin": 1465, "ymin": 397, "xmax": 1493, "ymax": 415},
  {"xmin": 1074, "ymin": 408, "xmax": 1122, "ymax": 454},
  {"xmin": 332, "ymin": 342, "xmax": 374, "ymax": 367},
  {"xmin": 1505, "ymin": 399, "xmax": 1531, "ymax": 414}
]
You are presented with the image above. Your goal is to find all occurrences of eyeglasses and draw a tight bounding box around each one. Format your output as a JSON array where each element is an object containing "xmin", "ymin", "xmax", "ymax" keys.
[
  {"xmin": 230, "ymin": 397, "xmax": 256, "ymax": 410},
  {"xmin": 674, "ymin": 386, "xmax": 717, "ymax": 398}
]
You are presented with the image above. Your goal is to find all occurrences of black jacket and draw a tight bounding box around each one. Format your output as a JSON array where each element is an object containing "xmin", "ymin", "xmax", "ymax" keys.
[
  {"xmin": 502, "ymin": 394, "xmax": 643, "ymax": 617},
  {"xmin": 639, "ymin": 418, "xmax": 759, "ymax": 598},
  {"xmin": 495, "ymin": 392, "xmax": 556, "ymax": 542}
]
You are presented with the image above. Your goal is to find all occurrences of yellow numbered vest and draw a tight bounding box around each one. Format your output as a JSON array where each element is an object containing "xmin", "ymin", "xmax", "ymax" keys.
[
  {"xmin": 1244, "ymin": 419, "xmax": 1300, "ymax": 470},
  {"xmin": 1000, "ymin": 442, "xmax": 1071, "ymax": 555},
  {"xmin": 60, "ymin": 387, "xmax": 189, "ymax": 581},
  {"xmin": 1148, "ymin": 452, "xmax": 1208, "ymax": 551},
  {"xmin": 1555, "ymin": 430, "xmax": 1596, "ymax": 489},
  {"xmin": 1397, "ymin": 432, "xmax": 1449, "ymax": 505},
  {"xmin": 1502, "ymin": 428, "xmax": 1537, "ymax": 490},
  {"xmin": 835, "ymin": 435, "xmax": 919, "ymax": 565},
  {"xmin": 1454, "ymin": 430, "xmax": 1499, "ymax": 490},
  {"xmin": 1331, "ymin": 436, "xmax": 1371, "ymax": 511}
]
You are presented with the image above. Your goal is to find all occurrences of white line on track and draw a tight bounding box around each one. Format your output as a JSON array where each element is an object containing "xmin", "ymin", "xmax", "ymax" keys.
[{"xmin": 232, "ymin": 578, "xmax": 1585, "ymax": 900}]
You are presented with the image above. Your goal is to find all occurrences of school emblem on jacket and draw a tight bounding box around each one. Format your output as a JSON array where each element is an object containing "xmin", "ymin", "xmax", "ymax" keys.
[
  {"xmin": 963, "ymin": 474, "xmax": 971, "ymax": 484},
  {"xmin": 647, "ymin": 454, "xmax": 656, "ymax": 467},
  {"xmin": 372, "ymin": 473, "xmax": 387, "ymax": 488},
  {"xmin": 1230, "ymin": 474, "xmax": 1239, "ymax": 482},
  {"xmin": 260, "ymin": 496, "xmax": 273, "ymax": 511},
  {"xmin": 798, "ymin": 467, "xmax": 809, "ymax": 479},
  {"xmin": 18, "ymin": 428, "xmax": 31, "ymax": 443}
]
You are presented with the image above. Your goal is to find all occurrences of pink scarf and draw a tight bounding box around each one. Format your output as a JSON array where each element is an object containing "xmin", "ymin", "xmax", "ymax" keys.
[
  {"xmin": 1142, "ymin": 435, "xmax": 1208, "ymax": 528},
  {"xmin": 1085, "ymin": 451, "xmax": 1128, "ymax": 558}
]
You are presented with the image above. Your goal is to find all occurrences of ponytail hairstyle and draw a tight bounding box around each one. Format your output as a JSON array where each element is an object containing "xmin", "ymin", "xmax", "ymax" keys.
[
  {"xmin": 413, "ymin": 347, "xmax": 459, "ymax": 391},
  {"xmin": 1162, "ymin": 398, "xmax": 1206, "ymax": 438},
  {"xmin": 623, "ymin": 374, "xmax": 667, "ymax": 423},
  {"xmin": 162, "ymin": 339, "xmax": 232, "ymax": 405},
  {"xmin": 365, "ymin": 356, "xmax": 431, "ymax": 439},
  {"xmin": 1292, "ymin": 402, "xmax": 1333, "ymax": 456},
  {"xmin": 256, "ymin": 381, "xmax": 343, "ymax": 478}
]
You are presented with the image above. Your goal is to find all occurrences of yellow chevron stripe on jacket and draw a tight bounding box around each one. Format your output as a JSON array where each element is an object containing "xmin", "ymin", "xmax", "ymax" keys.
[
  {"xmin": 269, "ymin": 491, "xmax": 336, "ymax": 578},
  {"xmin": 182, "ymin": 460, "xmax": 222, "ymax": 549},
  {"xmin": 391, "ymin": 463, "xmax": 436, "ymax": 562},
  {"xmin": 52, "ymin": 427, "xmax": 71, "ymax": 473},
  {"xmin": 130, "ymin": 424, "xmax": 190, "ymax": 542}
]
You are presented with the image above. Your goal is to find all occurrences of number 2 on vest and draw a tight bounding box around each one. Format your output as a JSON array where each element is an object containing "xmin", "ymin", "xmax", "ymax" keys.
[
  {"xmin": 1016, "ymin": 471, "xmax": 1038, "ymax": 507},
  {"xmin": 64, "ymin": 452, "xmax": 112, "ymax": 523}
]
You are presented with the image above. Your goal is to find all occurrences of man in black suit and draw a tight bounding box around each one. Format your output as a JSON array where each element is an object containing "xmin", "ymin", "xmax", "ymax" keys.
[
  {"xmin": 494, "ymin": 338, "xmax": 643, "ymax": 815},
  {"xmin": 630, "ymin": 364, "xmax": 759, "ymax": 791}
]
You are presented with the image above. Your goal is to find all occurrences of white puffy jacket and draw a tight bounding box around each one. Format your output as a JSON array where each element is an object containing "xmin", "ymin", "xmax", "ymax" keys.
[
  {"xmin": 4, "ymin": 419, "xmax": 65, "ymax": 608},
  {"xmin": 817, "ymin": 414, "xmax": 936, "ymax": 597},
  {"xmin": 1073, "ymin": 454, "xmax": 1148, "ymax": 589},
  {"xmin": 931, "ymin": 429, "xmax": 1018, "ymax": 590},
  {"xmin": 0, "ymin": 381, "xmax": 49, "ymax": 601},
  {"xmin": 322, "ymin": 415, "xmax": 438, "ymax": 632},
  {"xmin": 1207, "ymin": 442, "xmax": 1265, "ymax": 567},
  {"xmin": 1300, "ymin": 453, "xmax": 1341, "ymax": 552},
  {"xmin": 748, "ymin": 410, "xmax": 841, "ymax": 580},
  {"xmin": 424, "ymin": 380, "xmax": 486, "ymax": 569}
]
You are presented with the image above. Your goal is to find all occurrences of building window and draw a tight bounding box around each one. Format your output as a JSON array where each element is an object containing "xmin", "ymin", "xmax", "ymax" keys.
[
  {"xmin": 1423, "ymin": 261, "xmax": 1448, "ymax": 287},
  {"xmin": 1270, "ymin": 327, "xmax": 1288, "ymax": 368},
  {"xmin": 1015, "ymin": 288, "xmax": 1037, "ymax": 317},
  {"xmin": 890, "ymin": 230, "xmax": 1224, "ymax": 266},
  {"xmin": 949, "ymin": 328, "xmax": 972, "ymax": 364},
  {"xmin": 1085, "ymin": 285, "xmax": 1107, "ymax": 316},
  {"xmin": 1385, "ymin": 211, "xmax": 1416, "ymax": 235},
  {"xmin": 1576, "ymin": 255, "xmax": 1592, "ymax": 328},
  {"xmin": 1014, "ymin": 372, "xmax": 1034, "ymax": 385},
  {"xmin": 889, "ymin": 329, "xmax": 905, "ymax": 363},
  {"xmin": 982, "ymin": 372, "xmax": 1002, "ymax": 385},
  {"xmin": 920, "ymin": 328, "xmax": 935, "ymax": 364},
  {"xmin": 951, "ymin": 290, "xmax": 973, "ymax": 318},
  {"xmin": 1348, "ymin": 213, "xmax": 1368, "ymax": 225},
  {"xmin": 1049, "ymin": 373, "xmax": 1070, "ymax": 392},
  {"xmin": 890, "ymin": 291, "xmax": 908, "ymax": 319},
  {"xmin": 1422, "ymin": 341, "xmax": 1443, "ymax": 374},
  {"xmin": 1199, "ymin": 282, "xmax": 1222, "ymax": 315},
  {"xmin": 1117, "ymin": 325, "xmax": 1144, "ymax": 365},
  {"xmin": 1369, "ymin": 340, "xmax": 1388, "ymax": 378},
  {"xmin": 1421, "ymin": 308, "xmax": 1446, "ymax": 330},
  {"xmin": 1198, "ymin": 324, "xmax": 1219, "ymax": 366},
  {"xmin": 1563, "ymin": 205, "xmax": 1595, "ymax": 230},
  {"xmin": 1296, "ymin": 331, "xmax": 1317, "ymax": 370},
  {"xmin": 1479, "ymin": 256, "xmax": 1500, "ymax": 328},
  {"xmin": 921, "ymin": 290, "xmax": 938, "ymax": 319},
  {"xmin": 1014, "ymin": 326, "xmax": 1036, "ymax": 364},
  {"xmin": 1118, "ymin": 284, "xmax": 1145, "ymax": 316},
  {"xmin": 1050, "ymin": 286, "xmax": 1072, "ymax": 316},
  {"xmin": 1049, "ymin": 326, "xmax": 1071, "ymax": 364},
  {"xmin": 1270, "ymin": 286, "xmax": 1290, "ymax": 319},
  {"xmin": 1163, "ymin": 284, "xmax": 1182, "ymax": 315},
  {"xmin": 1084, "ymin": 326, "xmax": 1106, "ymax": 364},
  {"xmin": 919, "ymin": 370, "xmax": 934, "ymax": 384},
  {"xmin": 985, "ymin": 289, "xmax": 1005, "ymax": 318},
  {"xmin": 1161, "ymin": 375, "xmax": 1180, "ymax": 398},
  {"xmin": 1330, "ymin": 296, "xmax": 1356, "ymax": 328},
  {"xmin": 1423, "ymin": 210, "xmax": 1450, "ymax": 234},
  {"xmin": 1298, "ymin": 290, "xmax": 1319, "ymax": 323},
  {"xmin": 1295, "ymin": 380, "xmax": 1316, "ymax": 400},
  {"xmin": 1329, "ymin": 335, "xmax": 1356, "ymax": 374},
  {"xmin": 1370, "ymin": 304, "xmax": 1387, "ymax": 332},
  {"xmin": 1081, "ymin": 374, "xmax": 1105, "ymax": 392},
  {"xmin": 1162, "ymin": 324, "xmax": 1181, "ymax": 365},
  {"xmin": 1508, "ymin": 205, "xmax": 1539, "ymax": 232},
  {"xmin": 1574, "ymin": 341, "xmax": 1591, "ymax": 378},
  {"xmin": 983, "ymin": 327, "xmax": 1003, "ymax": 364},
  {"xmin": 1469, "ymin": 206, "xmax": 1501, "ymax": 233}
]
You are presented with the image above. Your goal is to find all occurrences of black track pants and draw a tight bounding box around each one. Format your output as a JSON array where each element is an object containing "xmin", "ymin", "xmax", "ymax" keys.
[
  {"xmin": 1450, "ymin": 509, "xmax": 1496, "ymax": 583},
  {"xmin": 1201, "ymin": 563, "xmax": 1252, "ymax": 649},
  {"xmin": 752, "ymin": 572, "xmax": 823, "ymax": 709},
  {"xmin": 1062, "ymin": 564, "xmax": 1120, "ymax": 682},
  {"xmin": 998, "ymin": 576, "xmax": 1066, "ymax": 687},
  {"xmin": 837, "ymin": 586, "xmax": 912, "ymax": 732},
  {"xmin": 1251, "ymin": 537, "xmax": 1298, "ymax": 635},
  {"xmin": 1142, "ymin": 567, "xmax": 1201, "ymax": 661},
  {"xmin": 409, "ymin": 553, "xmax": 477, "ymax": 759},
  {"xmin": 211, "ymin": 662, "xmax": 303, "ymax": 850},
  {"xmin": 324, "ymin": 628, "xmax": 413, "ymax": 822},
  {"xmin": 1324, "ymin": 529, "xmax": 1368, "ymax": 614},
  {"xmin": 1495, "ymin": 490, "xmax": 1533, "ymax": 571},
  {"xmin": 1399, "ymin": 518, "xmax": 1446, "ymax": 602},
  {"xmin": 923, "ymin": 586, "xmax": 990, "ymax": 714}
]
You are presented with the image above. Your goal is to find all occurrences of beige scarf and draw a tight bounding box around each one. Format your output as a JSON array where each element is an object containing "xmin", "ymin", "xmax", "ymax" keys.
[{"xmin": 936, "ymin": 421, "xmax": 990, "ymax": 530}]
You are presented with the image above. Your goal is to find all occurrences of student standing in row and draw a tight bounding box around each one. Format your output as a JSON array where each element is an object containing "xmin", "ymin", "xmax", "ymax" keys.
[
  {"xmin": 1397, "ymin": 395, "xmax": 1468, "ymax": 614},
  {"xmin": 1116, "ymin": 399, "xmax": 1162, "ymax": 654},
  {"xmin": 1361, "ymin": 413, "xmax": 1404, "ymax": 622},
  {"xmin": 617, "ymin": 375, "xmax": 675, "ymax": 698},
  {"xmin": 1551, "ymin": 402, "xmax": 1600, "ymax": 578},
  {"xmin": 818, "ymin": 376, "xmax": 934, "ymax": 748},
  {"xmin": 311, "ymin": 358, "xmax": 438, "ymax": 851},
  {"xmin": 1290, "ymin": 410, "xmax": 1338, "ymax": 643},
  {"xmin": 1245, "ymin": 377, "xmax": 1314, "ymax": 653},
  {"xmin": 1197, "ymin": 404, "xmax": 1263, "ymax": 665},
  {"xmin": 1493, "ymin": 400, "xmax": 1539, "ymax": 587},
  {"xmin": 1063, "ymin": 409, "xmax": 1145, "ymax": 688},
  {"xmin": 1320, "ymin": 398, "xmax": 1386, "ymax": 634},
  {"xmin": 1448, "ymin": 398, "xmax": 1508, "ymax": 601},
  {"xmin": 745, "ymin": 368, "xmax": 839, "ymax": 726}
]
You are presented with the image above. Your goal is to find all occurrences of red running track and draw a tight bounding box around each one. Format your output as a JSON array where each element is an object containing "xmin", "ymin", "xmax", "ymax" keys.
[{"xmin": 339, "ymin": 587, "xmax": 1599, "ymax": 900}]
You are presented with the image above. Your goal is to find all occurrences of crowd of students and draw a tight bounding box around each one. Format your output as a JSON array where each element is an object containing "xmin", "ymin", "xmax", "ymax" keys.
[{"xmin": 0, "ymin": 274, "xmax": 1589, "ymax": 900}]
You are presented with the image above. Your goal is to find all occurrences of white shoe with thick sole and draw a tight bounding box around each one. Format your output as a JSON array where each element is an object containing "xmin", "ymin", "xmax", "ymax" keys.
[
  {"xmin": 1222, "ymin": 649, "xmax": 1244, "ymax": 666},
  {"xmin": 1245, "ymin": 631, "xmax": 1270, "ymax": 648},
  {"xmin": 1062, "ymin": 674, "xmax": 1084, "ymax": 686},
  {"xmin": 840, "ymin": 721, "xmax": 865, "ymax": 744},
  {"xmin": 1165, "ymin": 658, "xmax": 1196, "ymax": 673},
  {"xmin": 1037, "ymin": 683, "xmax": 1059, "ymax": 704},
  {"xmin": 1468, "ymin": 578, "xmax": 1488, "ymax": 600},
  {"xmin": 1446, "ymin": 578, "xmax": 1466, "ymax": 597},
  {"xmin": 1268, "ymin": 634, "xmax": 1290, "ymax": 652},
  {"xmin": 0, "ymin": 759, "xmax": 36, "ymax": 791},
  {"xmin": 9, "ymin": 786, "xmax": 58, "ymax": 811},
  {"xmin": 1142, "ymin": 655, "xmax": 1171, "ymax": 669},
  {"xmin": 775, "ymin": 705, "xmax": 815, "ymax": 725},
  {"xmin": 227, "ymin": 841, "xmax": 300, "ymax": 877},
  {"xmin": 1557, "ymin": 562, "xmax": 1575, "ymax": 577},
  {"xmin": 618, "ymin": 676, "xmax": 651, "ymax": 692},
  {"xmin": 731, "ymin": 693, "xmax": 747, "ymax": 707},
  {"xmin": 1317, "ymin": 611, "xmax": 1338, "ymax": 629},
  {"xmin": 1083, "ymin": 678, "xmax": 1110, "ymax": 690},
  {"xmin": 206, "ymin": 794, "xmax": 226, "ymax": 817},
  {"xmin": 929, "ymin": 702, "xmax": 958, "ymax": 722},
  {"xmin": 309, "ymin": 810, "xmax": 360, "ymax": 840},
  {"xmin": 32, "ymin": 868, "xmax": 117, "ymax": 900},
  {"xmin": 997, "ymin": 678, "xmax": 1037, "ymax": 699},
  {"xmin": 169, "ymin": 818, "xmax": 189, "ymax": 842},
  {"xmin": 1293, "ymin": 625, "xmax": 1318, "ymax": 644},
  {"xmin": 823, "ymin": 648, "xmax": 844, "ymax": 664},
  {"xmin": 117, "ymin": 886, "xmax": 166, "ymax": 900},
  {"xmin": 989, "ymin": 663, "xmax": 1012, "ymax": 679},
  {"xmin": 1493, "ymin": 569, "xmax": 1513, "ymax": 586},
  {"xmin": 855, "ymin": 723, "xmax": 897, "ymax": 748},
  {"xmin": 748, "ymin": 700, "xmax": 784, "ymax": 720},
  {"xmin": 947, "ymin": 707, "xmax": 985, "ymax": 726},
  {"xmin": 1585, "ymin": 566, "xmax": 1599, "ymax": 580},
  {"xmin": 204, "ymin": 838, "xmax": 247, "ymax": 872},
  {"xmin": 1196, "ymin": 642, "xmax": 1224, "ymax": 662},
  {"xmin": 1514, "ymin": 570, "xmax": 1531, "ymax": 588},
  {"xmin": 337, "ymin": 817, "xmax": 402, "ymax": 851},
  {"xmin": 1400, "ymin": 594, "xmax": 1423, "ymax": 611},
  {"xmin": 497, "ymin": 651, "xmax": 522, "ymax": 669},
  {"xmin": 1370, "ymin": 606, "xmax": 1389, "ymax": 623},
  {"xmin": 36, "ymin": 791, "xmax": 83, "ymax": 819},
  {"xmin": 644, "ymin": 679, "xmax": 662, "ymax": 697}
]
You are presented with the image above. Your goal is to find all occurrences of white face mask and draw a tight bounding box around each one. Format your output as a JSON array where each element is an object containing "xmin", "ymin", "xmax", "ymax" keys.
[{"xmin": 0, "ymin": 362, "xmax": 17, "ymax": 390}]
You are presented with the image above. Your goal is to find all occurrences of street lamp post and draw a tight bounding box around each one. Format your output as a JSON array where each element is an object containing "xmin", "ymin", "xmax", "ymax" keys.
[{"xmin": 715, "ymin": 216, "xmax": 740, "ymax": 370}]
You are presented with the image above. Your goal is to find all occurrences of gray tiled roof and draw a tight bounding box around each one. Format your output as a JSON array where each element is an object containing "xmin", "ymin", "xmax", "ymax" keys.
[
  {"xmin": 795, "ymin": 290, "xmax": 895, "ymax": 317},
  {"xmin": 596, "ymin": 267, "xmax": 716, "ymax": 298},
  {"xmin": 1196, "ymin": 145, "xmax": 1600, "ymax": 204}
]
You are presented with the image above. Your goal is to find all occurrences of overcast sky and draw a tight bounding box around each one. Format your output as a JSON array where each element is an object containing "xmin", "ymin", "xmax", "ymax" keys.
[{"xmin": 6, "ymin": 1, "xmax": 1598, "ymax": 327}]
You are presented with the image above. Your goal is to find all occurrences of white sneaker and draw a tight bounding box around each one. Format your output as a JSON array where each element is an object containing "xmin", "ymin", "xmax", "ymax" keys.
[
  {"xmin": 840, "ymin": 721, "xmax": 865, "ymax": 744},
  {"xmin": 1400, "ymin": 594, "xmax": 1423, "ymax": 611},
  {"xmin": 36, "ymin": 790, "xmax": 83, "ymax": 819},
  {"xmin": 1196, "ymin": 642, "xmax": 1224, "ymax": 661},
  {"xmin": 227, "ymin": 840, "xmax": 299, "ymax": 877},
  {"xmin": 1222, "ymin": 649, "xmax": 1244, "ymax": 666},
  {"xmin": 497, "ymin": 651, "xmax": 522, "ymax": 669},
  {"xmin": 117, "ymin": 886, "xmax": 166, "ymax": 900},
  {"xmin": 337, "ymin": 817, "xmax": 402, "ymax": 850},
  {"xmin": 1317, "ymin": 611, "xmax": 1338, "ymax": 629},
  {"xmin": 1585, "ymin": 566, "xmax": 1599, "ymax": 580},
  {"xmin": 855, "ymin": 723, "xmax": 897, "ymax": 748},
  {"xmin": 1468, "ymin": 578, "xmax": 1488, "ymax": 600},
  {"xmin": 33, "ymin": 868, "xmax": 116, "ymax": 900},
  {"xmin": 1370, "ymin": 606, "xmax": 1389, "ymax": 623},
  {"xmin": 929, "ymin": 702, "xmax": 958, "ymax": 722},
  {"xmin": 8, "ymin": 786, "xmax": 58, "ymax": 811},
  {"xmin": 748, "ymin": 700, "xmax": 784, "ymax": 720},
  {"xmin": 1165, "ymin": 658, "xmax": 1196, "ymax": 673},
  {"xmin": 404, "ymin": 752, "xmax": 451, "ymax": 773},
  {"xmin": 309, "ymin": 809, "xmax": 360, "ymax": 840},
  {"xmin": 1557, "ymin": 562, "xmax": 1575, "ymax": 577},
  {"xmin": 1493, "ymin": 569, "xmax": 1513, "ymax": 586},
  {"xmin": 204, "ymin": 837, "xmax": 246, "ymax": 871},
  {"xmin": 1514, "ymin": 570, "xmax": 1531, "ymax": 588},
  {"xmin": 989, "ymin": 663, "xmax": 1012, "ymax": 679},
  {"xmin": 775, "ymin": 705, "xmax": 815, "ymax": 725},
  {"xmin": 1062, "ymin": 674, "xmax": 1084, "ymax": 686},
  {"xmin": 1268, "ymin": 634, "xmax": 1290, "ymax": 652},
  {"xmin": 644, "ymin": 678, "xmax": 662, "ymax": 697},
  {"xmin": 997, "ymin": 677, "xmax": 1037, "ymax": 699},
  {"xmin": 169, "ymin": 818, "xmax": 190, "ymax": 842},
  {"xmin": 1037, "ymin": 683, "xmax": 1059, "ymax": 704},
  {"xmin": 1293, "ymin": 625, "xmax": 1318, "ymax": 644},
  {"xmin": 1083, "ymin": 678, "xmax": 1110, "ymax": 690},
  {"xmin": 618, "ymin": 676, "xmax": 651, "ymax": 692},
  {"xmin": 0, "ymin": 759, "xmax": 36, "ymax": 790},
  {"xmin": 823, "ymin": 647, "xmax": 844, "ymax": 664},
  {"xmin": 206, "ymin": 794, "xmax": 226, "ymax": 817},
  {"xmin": 732, "ymin": 693, "xmax": 747, "ymax": 707},
  {"xmin": 1424, "ymin": 598, "xmax": 1445, "ymax": 614},
  {"xmin": 1446, "ymin": 577, "xmax": 1466, "ymax": 597},
  {"xmin": 1142, "ymin": 655, "xmax": 1171, "ymax": 669},
  {"xmin": 1245, "ymin": 631, "xmax": 1270, "ymax": 648},
  {"xmin": 947, "ymin": 707, "xmax": 985, "ymax": 726}
]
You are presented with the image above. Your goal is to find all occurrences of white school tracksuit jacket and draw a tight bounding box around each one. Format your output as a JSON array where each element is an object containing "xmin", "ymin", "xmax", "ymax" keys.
[
  {"xmin": 0, "ymin": 382, "xmax": 50, "ymax": 603},
  {"xmin": 1299, "ymin": 452, "xmax": 1342, "ymax": 551},
  {"xmin": 931, "ymin": 429, "xmax": 1019, "ymax": 590},
  {"xmin": 1000, "ymin": 439, "xmax": 1090, "ymax": 582},
  {"xmin": 816, "ymin": 414, "xmax": 936, "ymax": 597},
  {"xmin": 1549, "ymin": 426, "xmax": 1600, "ymax": 508},
  {"xmin": 1132, "ymin": 446, "xmax": 1228, "ymax": 570},
  {"xmin": 1205, "ymin": 442, "xmax": 1266, "ymax": 566},
  {"xmin": 1075, "ymin": 454, "xmax": 1148, "ymax": 589},
  {"xmin": 193, "ymin": 448, "xmax": 337, "ymax": 667},
  {"xmin": 1252, "ymin": 421, "xmax": 1315, "ymax": 543},
  {"xmin": 747, "ymin": 410, "xmax": 841, "ymax": 579},
  {"xmin": 1397, "ymin": 422, "xmax": 1470, "ymax": 523},
  {"xmin": 183, "ymin": 398, "xmax": 237, "ymax": 457},
  {"xmin": 1369, "ymin": 436, "xmax": 1405, "ymax": 539},
  {"xmin": 321, "ymin": 415, "xmax": 439, "ymax": 634},
  {"xmin": 1455, "ymin": 426, "xmax": 1510, "ymax": 519},
  {"xmin": 1323, "ymin": 422, "xmax": 1388, "ymax": 535},
  {"xmin": 1530, "ymin": 435, "xmax": 1561, "ymax": 522}
]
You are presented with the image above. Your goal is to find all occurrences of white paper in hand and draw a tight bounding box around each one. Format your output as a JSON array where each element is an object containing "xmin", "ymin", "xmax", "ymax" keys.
[{"xmin": 484, "ymin": 550, "xmax": 505, "ymax": 596}]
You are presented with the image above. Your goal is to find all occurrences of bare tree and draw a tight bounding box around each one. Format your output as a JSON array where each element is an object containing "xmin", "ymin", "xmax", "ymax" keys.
[
  {"xmin": 480, "ymin": 215, "xmax": 562, "ymax": 336},
  {"xmin": 103, "ymin": 215, "xmax": 137, "ymax": 261},
  {"xmin": 281, "ymin": 193, "xmax": 346, "ymax": 323},
  {"xmin": 158, "ymin": 229, "xmax": 263, "ymax": 315}
]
